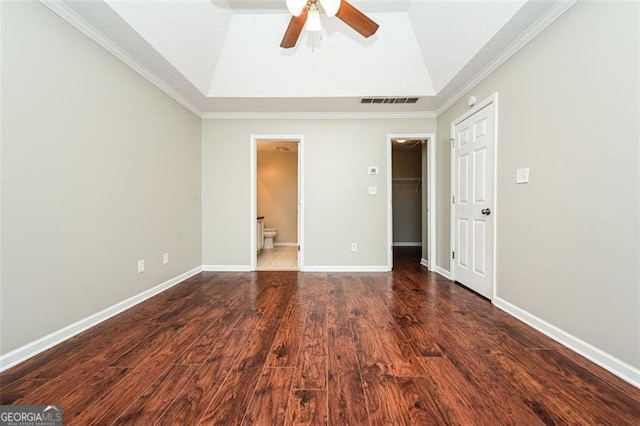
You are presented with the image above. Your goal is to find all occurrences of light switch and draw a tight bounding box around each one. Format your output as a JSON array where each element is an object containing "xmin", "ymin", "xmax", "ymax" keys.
[
  {"xmin": 368, "ymin": 186, "xmax": 378, "ymax": 195},
  {"xmin": 368, "ymin": 167, "xmax": 378, "ymax": 175},
  {"xmin": 516, "ymin": 168, "xmax": 530, "ymax": 184}
]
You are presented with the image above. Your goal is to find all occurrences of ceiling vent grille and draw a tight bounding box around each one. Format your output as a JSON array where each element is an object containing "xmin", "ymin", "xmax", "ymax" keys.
[{"xmin": 360, "ymin": 97, "xmax": 419, "ymax": 104}]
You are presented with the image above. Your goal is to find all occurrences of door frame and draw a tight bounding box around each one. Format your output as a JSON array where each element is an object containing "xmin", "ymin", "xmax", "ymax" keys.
[
  {"xmin": 449, "ymin": 93, "xmax": 498, "ymax": 299},
  {"xmin": 250, "ymin": 134, "xmax": 305, "ymax": 271},
  {"xmin": 386, "ymin": 133, "xmax": 436, "ymax": 271}
]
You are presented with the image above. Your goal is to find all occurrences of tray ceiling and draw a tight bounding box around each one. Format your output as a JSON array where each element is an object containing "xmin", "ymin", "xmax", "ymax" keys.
[{"xmin": 49, "ymin": 0, "xmax": 572, "ymax": 115}]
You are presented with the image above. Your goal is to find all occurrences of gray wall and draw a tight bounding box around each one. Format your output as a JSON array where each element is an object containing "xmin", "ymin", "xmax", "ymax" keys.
[
  {"xmin": 202, "ymin": 118, "xmax": 435, "ymax": 268},
  {"xmin": 1, "ymin": 2, "xmax": 202, "ymax": 354},
  {"xmin": 436, "ymin": 1, "xmax": 639, "ymax": 368}
]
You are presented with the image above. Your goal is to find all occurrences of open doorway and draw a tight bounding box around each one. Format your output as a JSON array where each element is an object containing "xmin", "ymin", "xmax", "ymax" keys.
[
  {"xmin": 251, "ymin": 136, "xmax": 304, "ymax": 271},
  {"xmin": 387, "ymin": 133, "xmax": 436, "ymax": 270}
]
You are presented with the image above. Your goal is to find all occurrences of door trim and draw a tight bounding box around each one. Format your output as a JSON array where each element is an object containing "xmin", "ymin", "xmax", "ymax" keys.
[
  {"xmin": 450, "ymin": 93, "xmax": 498, "ymax": 300},
  {"xmin": 250, "ymin": 134, "xmax": 305, "ymax": 271},
  {"xmin": 386, "ymin": 133, "xmax": 436, "ymax": 271}
]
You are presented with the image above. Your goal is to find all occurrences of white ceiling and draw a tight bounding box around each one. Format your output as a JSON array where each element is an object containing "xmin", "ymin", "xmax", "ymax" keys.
[{"xmin": 52, "ymin": 0, "xmax": 571, "ymax": 115}]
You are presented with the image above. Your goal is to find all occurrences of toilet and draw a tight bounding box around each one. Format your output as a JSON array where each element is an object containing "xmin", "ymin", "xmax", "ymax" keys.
[{"xmin": 263, "ymin": 228, "xmax": 278, "ymax": 249}]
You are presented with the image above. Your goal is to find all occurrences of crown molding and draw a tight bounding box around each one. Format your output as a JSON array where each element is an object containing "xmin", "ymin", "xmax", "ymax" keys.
[
  {"xmin": 39, "ymin": 0, "xmax": 575, "ymax": 121},
  {"xmin": 39, "ymin": 0, "xmax": 203, "ymax": 117},
  {"xmin": 201, "ymin": 111, "xmax": 437, "ymax": 120},
  {"xmin": 436, "ymin": 0, "xmax": 578, "ymax": 116}
]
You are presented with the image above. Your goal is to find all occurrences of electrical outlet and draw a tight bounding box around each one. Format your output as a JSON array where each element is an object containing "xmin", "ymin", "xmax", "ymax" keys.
[
  {"xmin": 368, "ymin": 186, "xmax": 377, "ymax": 195},
  {"xmin": 351, "ymin": 243, "xmax": 357, "ymax": 252},
  {"xmin": 163, "ymin": 253, "xmax": 169, "ymax": 265},
  {"xmin": 137, "ymin": 259, "xmax": 145, "ymax": 273}
]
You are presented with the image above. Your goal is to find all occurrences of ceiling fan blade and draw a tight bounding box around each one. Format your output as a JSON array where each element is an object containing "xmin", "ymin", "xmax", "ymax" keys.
[
  {"xmin": 280, "ymin": 8, "xmax": 308, "ymax": 48},
  {"xmin": 336, "ymin": 1, "xmax": 379, "ymax": 38}
]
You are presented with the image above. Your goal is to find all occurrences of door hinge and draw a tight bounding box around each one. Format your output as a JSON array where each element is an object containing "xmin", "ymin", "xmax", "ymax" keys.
[
  {"xmin": 297, "ymin": 245, "xmax": 300, "ymax": 252},
  {"xmin": 452, "ymin": 195, "xmax": 455, "ymax": 204},
  {"xmin": 450, "ymin": 138, "xmax": 455, "ymax": 147},
  {"xmin": 452, "ymin": 251, "xmax": 455, "ymax": 259}
]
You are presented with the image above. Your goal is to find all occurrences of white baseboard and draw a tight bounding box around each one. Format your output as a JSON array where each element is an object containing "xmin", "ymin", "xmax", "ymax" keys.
[
  {"xmin": 493, "ymin": 297, "xmax": 640, "ymax": 388},
  {"xmin": 0, "ymin": 266, "xmax": 203, "ymax": 372},
  {"xmin": 393, "ymin": 242, "xmax": 422, "ymax": 247},
  {"xmin": 302, "ymin": 265, "xmax": 390, "ymax": 272},
  {"xmin": 202, "ymin": 265, "xmax": 252, "ymax": 272},
  {"xmin": 420, "ymin": 258, "xmax": 429, "ymax": 268},
  {"xmin": 274, "ymin": 242, "xmax": 297, "ymax": 247},
  {"xmin": 435, "ymin": 266, "xmax": 453, "ymax": 280}
]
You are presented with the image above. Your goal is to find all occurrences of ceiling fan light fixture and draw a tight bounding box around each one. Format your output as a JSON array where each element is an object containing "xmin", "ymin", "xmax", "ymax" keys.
[
  {"xmin": 320, "ymin": 0, "xmax": 341, "ymax": 17},
  {"xmin": 306, "ymin": 6, "xmax": 322, "ymax": 31},
  {"xmin": 286, "ymin": 0, "xmax": 307, "ymax": 17},
  {"xmin": 280, "ymin": 0, "xmax": 378, "ymax": 48}
]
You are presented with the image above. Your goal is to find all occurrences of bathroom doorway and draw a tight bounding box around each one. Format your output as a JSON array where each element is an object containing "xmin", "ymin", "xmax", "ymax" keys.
[
  {"xmin": 251, "ymin": 136, "xmax": 304, "ymax": 271},
  {"xmin": 386, "ymin": 133, "xmax": 436, "ymax": 271}
]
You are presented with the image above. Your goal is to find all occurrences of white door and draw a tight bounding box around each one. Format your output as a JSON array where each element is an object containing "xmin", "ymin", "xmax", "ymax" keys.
[{"xmin": 452, "ymin": 101, "xmax": 495, "ymax": 299}]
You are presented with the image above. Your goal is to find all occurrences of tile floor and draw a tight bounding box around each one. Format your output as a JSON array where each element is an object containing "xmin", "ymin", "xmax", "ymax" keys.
[{"xmin": 257, "ymin": 246, "xmax": 298, "ymax": 271}]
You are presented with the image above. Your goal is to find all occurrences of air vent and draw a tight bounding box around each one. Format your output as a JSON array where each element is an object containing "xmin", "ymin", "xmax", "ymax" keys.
[{"xmin": 360, "ymin": 97, "xmax": 419, "ymax": 104}]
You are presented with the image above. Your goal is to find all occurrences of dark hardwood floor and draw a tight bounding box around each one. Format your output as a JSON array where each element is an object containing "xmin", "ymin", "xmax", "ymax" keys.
[{"xmin": 1, "ymin": 247, "xmax": 639, "ymax": 424}]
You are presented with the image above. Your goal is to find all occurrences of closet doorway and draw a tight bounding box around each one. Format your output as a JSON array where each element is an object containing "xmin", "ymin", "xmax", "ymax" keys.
[{"xmin": 386, "ymin": 134, "xmax": 436, "ymax": 270}]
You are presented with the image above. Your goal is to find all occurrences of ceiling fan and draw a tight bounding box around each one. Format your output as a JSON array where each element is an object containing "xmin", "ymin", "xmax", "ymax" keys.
[{"xmin": 281, "ymin": 0, "xmax": 379, "ymax": 48}]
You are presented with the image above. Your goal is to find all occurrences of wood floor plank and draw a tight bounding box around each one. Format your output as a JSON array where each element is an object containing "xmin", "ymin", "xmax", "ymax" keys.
[
  {"xmin": 241, "ymin": 367, "xmax": 294, "ymax": 425},
  {"xmin": 412, "ymin": 305, "xmax": 550, "ymax": 423},
  {"xmin": 113, "ymin": 364, "xmax": 199, "ymax": 424},
  {"xmin": 53, "ymin": 367, "xmax": 129, "ymax": 422},
  {"xmin": 326, "ymin": 275, "xmax": 357, "ymax": 330},
  {"xmin": 490, "ymin": 349, "xmax": 596, "ymax": 424},
  {"xmin": 395, "ymin": 377, "xmax": 448, "ymax": 425},
  {"xmin": 292, "ymin": 302, "xmax": 327, "ymax": 390},
  {"xmin": 156, "ymin": 328, "xmax": 253, "ymax": 424},
  {"xmin": 383, "ymin": 279, "xmax": 445, "ymax": 357},
  {"xmin": 327, "ymin": 326, "xmax": 370, "ymax": 425},
  {"xmin": 1, "ymin": 249, "xmax": 638, "ymax": 425},
  {"xmin": 232, "ymin": 279, "xmax": 295, "ymax": 329},
  {"xmin": 293, "ymin": 273, "xmax": 330, "ymax": 303},
  {"xmin": 68, "ymin": 315, "xmax": 219, "ymax": 425},
  {"xmin": 0, "ymin": 378, "xmax": 49, "ymax": 405},
  {"xmin": 197, "ymin": 320, "xmax": 281, "ymax": 425},
  {"xmin": 350, "ymin": 299, "xmax": 426, "ymax": 377},
  {"xmin": 497, "ymin": 345, "xmax": 640, "ymax": 424},
  {"xmin": 109, "ymin": 320, "xmax": 195, "ymax": 368},
  {"xmin": 265, "ymin": 302, "xmax": 309, "ymax": 367},
  {"xmin": 415, "ymin": 356, "xmax": 505, "ymax": 425},
  {"xmin": 285, "ymin": 389, "xmax": 328, "ymax": 425},
  {"xmin": 22, "ymin": 280, "xmax": 201, "ymax": 381},
  {"xmin": 10, "ymin": 281, "xmax": 206, "ymax": 403},
  {"xmin": 0, "ymin": 331, "xmax": 95, "ymax": 388},
  {"xmin": 251, "ymin": 274, "xmax": 296, "ymax": 319},
  {"xmin": 360, "ymin": 368, "xmax": 413, "ymax": 426}
]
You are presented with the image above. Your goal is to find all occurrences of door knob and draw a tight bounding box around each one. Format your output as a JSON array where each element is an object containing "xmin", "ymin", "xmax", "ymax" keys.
[{"xmin": 481, "ymin": 208, "xmax": 491, "ymax": 216}]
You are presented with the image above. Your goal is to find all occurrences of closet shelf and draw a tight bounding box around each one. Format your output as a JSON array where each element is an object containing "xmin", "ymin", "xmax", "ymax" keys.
[{"xmin": 392, "ymin": 178, "xmax": 421, "ymax": 182}]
